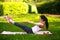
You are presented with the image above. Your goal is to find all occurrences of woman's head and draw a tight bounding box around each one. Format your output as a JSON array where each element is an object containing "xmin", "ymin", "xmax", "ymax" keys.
[{"xmin": 40, "ymin": 15, "xmax": 49, "ymax": 30}]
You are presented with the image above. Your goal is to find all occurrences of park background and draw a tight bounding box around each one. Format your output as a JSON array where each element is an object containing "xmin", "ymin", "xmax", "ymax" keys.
[{"xmin": 0, "ymin": 0, "xmax": 60, "ymax": 40}]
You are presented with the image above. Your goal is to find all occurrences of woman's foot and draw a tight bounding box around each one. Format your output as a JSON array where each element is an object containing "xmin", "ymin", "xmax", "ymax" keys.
[{"xmin": 6, "ymin": 16, "xmax": 11, "ymax": 23}]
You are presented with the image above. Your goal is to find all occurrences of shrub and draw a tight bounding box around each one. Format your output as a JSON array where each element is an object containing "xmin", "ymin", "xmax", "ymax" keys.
[
  {"xmin": 2, "ymin": 2, "xmax": 28, "ymax": 15},
  {"xmin": 0, "ymin": 2, "xmax": 38, "ymax": 15},
  {"xmin": 37, "ymin": 0, "xmax": 60, "ymax": 14}
]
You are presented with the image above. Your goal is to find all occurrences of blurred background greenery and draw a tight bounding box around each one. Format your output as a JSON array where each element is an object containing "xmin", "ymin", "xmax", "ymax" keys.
[{"xmin": 0, "ymin": 0, "xmax": 60, "ymax": 16}]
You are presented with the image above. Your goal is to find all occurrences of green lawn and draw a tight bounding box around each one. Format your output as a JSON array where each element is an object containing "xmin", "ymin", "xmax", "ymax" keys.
[{"xmin": 0, "ymin": 14, "xmax": 60, "ymax": 40}]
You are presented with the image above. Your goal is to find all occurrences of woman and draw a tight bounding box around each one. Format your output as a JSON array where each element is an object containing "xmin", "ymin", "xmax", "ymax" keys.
[{"xmin": 6, "ymin": 15, "xmax": 49, "ymax": 34}]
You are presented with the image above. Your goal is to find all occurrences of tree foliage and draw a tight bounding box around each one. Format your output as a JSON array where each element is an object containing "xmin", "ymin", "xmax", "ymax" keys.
[{"xmin": 37, "ymin": 0, "xmax": 60, "ymax": 14}]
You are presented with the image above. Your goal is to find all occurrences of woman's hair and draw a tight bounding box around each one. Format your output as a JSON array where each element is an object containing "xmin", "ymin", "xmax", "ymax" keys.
[{"xmin": 40, "ymin": 15, "xmax": 49, "ymax": 30}]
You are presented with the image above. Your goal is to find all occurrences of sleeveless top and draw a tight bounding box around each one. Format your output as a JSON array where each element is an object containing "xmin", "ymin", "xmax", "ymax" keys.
[{"xmin": 32, "ymin": 23, "xmax": 43, "ymax": 33}]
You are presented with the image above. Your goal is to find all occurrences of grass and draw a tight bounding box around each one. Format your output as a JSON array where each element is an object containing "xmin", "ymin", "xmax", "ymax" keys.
[{"xmin": 0, "ymin": 14, "xmax": 60, "ymax": 40}]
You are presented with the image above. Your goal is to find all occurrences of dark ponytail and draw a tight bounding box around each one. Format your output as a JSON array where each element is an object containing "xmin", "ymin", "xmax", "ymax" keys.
[
  {"xmin": 45, "ymin": 17, "xmax": 49, "ymax": 30},
  {"xmin": 40, "ymin": 15, "xmax": 49, "ymax": 30}
]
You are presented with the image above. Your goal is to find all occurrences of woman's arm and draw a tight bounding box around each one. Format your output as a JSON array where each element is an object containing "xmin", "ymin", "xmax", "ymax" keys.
[
  {"xmin": 27, "ymin": 21, "xmax": 37, "ymax": 25},
  {"xmin": 23, "ymin": 20, "xmax": 36, "ymax": 25},
  {"xmin": 23, "ymin": 20, "xmax": 44, "ymax": 27}
]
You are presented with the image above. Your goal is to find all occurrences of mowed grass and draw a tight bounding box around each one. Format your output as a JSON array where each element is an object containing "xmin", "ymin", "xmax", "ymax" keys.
[{"xmin": 0, "ymin": 14, "xmax": 60, "ymax": 40}]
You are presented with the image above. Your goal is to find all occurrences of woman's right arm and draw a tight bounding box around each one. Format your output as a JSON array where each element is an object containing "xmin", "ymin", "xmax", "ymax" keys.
[{"xmin": 23, "ymin": 20, "xmax": 44, "ymax": 27}]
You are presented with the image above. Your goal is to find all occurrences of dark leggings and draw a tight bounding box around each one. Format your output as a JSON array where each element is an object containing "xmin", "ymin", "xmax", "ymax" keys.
[{"xmin": 14, "ymin": 22, "xmax": 33, "ymax": 33}]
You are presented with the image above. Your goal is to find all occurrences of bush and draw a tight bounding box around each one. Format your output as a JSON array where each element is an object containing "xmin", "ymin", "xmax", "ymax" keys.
[
  {"xmin": 0, "ymin": 2, "xmax": 38, "ymax": 15},
  {"xmin": 37, "ymin": 0, "xmax": 60, "ymax": 14},
  {"xmin": 2, "ymin": 2, "xmax": 28, "ymax": 15}
]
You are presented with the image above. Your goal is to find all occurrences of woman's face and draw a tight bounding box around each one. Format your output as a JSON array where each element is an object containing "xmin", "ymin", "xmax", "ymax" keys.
[{"xmin": 40, "ymin": 18, "xmax": 44, "ymax": 22}]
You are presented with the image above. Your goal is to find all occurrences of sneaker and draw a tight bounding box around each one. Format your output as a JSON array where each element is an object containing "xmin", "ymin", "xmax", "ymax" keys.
[{"xmin": 6, "ymin": 16, "xmax": 11, "ymax": 23}]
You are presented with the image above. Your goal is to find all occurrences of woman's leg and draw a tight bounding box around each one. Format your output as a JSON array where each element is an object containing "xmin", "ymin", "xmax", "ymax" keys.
[
  {"xmin": 13, "ymin": 22, "xmax": 33, "ymax": 33},
  {"xmin": 6, "ymin": 16, "xmax": 33, "ymax": 33}
]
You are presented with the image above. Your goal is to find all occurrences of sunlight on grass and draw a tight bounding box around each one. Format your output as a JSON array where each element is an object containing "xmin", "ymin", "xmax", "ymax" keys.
[{"xmin": 0, "ymin": 14, "xmax": 60, "ymax": 40}]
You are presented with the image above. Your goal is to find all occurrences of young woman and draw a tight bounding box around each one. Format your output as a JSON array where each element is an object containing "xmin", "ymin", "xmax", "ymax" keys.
[{"xmin": 6, "ymin": 15, "xmax": 49, "ymax": 34}]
